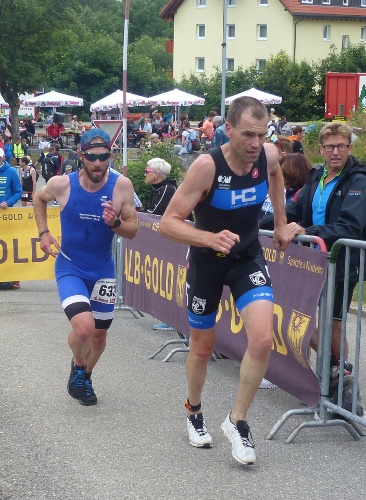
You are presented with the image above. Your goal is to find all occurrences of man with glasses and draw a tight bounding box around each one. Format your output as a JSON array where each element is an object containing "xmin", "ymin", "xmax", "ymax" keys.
[
  {"xmin": 33, "ymin": 129, "xmax": 138, "ymax": 406},
  {"xmin": 287, "ymin": 122, "xmax": 366, "ymax": 384}
]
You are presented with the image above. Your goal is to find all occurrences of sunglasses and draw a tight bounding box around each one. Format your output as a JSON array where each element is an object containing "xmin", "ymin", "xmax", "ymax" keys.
[
  {"xmin": 145, "ymin": 169, "xmax": 156, "ymax": 174},
  {"xmin": 82, "ymin": 152, "xmax": 111, "ymax": 162}
]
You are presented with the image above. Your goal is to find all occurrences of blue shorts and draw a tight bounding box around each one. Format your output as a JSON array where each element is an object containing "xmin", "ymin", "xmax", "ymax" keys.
[
  {"xmin": 55, "ymin": 252, "xmax": 116, "ymax": 328},
  {"xmin": 186, "ymin": 241, "xmax": 273, "ymax": 330}
]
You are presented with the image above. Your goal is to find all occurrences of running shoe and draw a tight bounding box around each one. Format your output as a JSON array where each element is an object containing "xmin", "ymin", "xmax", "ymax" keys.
[
  {"xmin": 221, "ymin": 413, "xmax": 256, "ymax": 465},
  {"xmin": 67, "ymin": 360, "xmax": 87, "ymax": 400},
  {"xmin": 152, "ymin": 322, "xmax": 175, "ymax": 331},
  {"xmin": 187, "ymin": 413, "xmax": 213, "ymax": 448},
  {"xmin": 79, "ymin": 378, "xmax": 98, "ymax": 406}
]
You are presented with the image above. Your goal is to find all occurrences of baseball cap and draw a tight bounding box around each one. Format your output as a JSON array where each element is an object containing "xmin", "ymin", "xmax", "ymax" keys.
[
  {"xmin": 80, "ymin": 128, "xmax": 111, "ymax": 151},
  {"xmin": 0, "ymin": 148, "xmax": 4, "ymax": 157},
  {"xmin": 213, "ymin": 116, "xmax": 223, "ymax": 125}
]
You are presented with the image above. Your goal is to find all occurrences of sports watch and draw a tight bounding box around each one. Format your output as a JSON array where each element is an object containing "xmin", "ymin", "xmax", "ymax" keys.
[{"xmin": 111, "ymin": 218, "xmax": 121, "ymax": 229}]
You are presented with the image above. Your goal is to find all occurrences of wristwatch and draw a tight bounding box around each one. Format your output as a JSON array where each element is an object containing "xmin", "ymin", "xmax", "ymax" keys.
[{"xmin": 111, "ymin": 218, "xmax": 121, "ymax": 229}]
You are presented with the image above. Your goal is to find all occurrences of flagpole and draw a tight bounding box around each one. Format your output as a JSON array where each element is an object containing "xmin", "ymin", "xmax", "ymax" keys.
[{"xmin": 122, "ymin": 0, "xmax": 130, "ymax": 177}]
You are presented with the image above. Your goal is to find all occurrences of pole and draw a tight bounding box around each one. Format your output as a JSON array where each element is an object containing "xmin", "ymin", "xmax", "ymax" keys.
[
  {"xmin": 122, "ymin": 0, "xmax": 130, "ymax": 177},
  {"xmin": 220, "ymin": 0, "xmax": 229, "ymax": 118}
]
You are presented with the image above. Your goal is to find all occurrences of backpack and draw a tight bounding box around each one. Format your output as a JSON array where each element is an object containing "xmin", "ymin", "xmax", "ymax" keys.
[
  {"xmin": 188, "ymin": 129, "xmax": 201, "ymax": 151},
  {"xmin": 40, "ymin": 156, "xmax": 55, "ymax": 180}
]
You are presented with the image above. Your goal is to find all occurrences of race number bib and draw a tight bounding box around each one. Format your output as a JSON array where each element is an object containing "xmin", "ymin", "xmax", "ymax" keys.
[{"xmin": 90, "ymin": 278, "xmax": 116, "ymax": 304}]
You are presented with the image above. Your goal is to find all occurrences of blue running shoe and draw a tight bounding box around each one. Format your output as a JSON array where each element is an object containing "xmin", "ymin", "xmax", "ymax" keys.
[
  {"xmin": 152, "ymin": 322, "xmax": 175, "ymax": 331},
  {"xmin": 67, "ymin": 360, "xmax": 87, "ymax": 401},
  {"xmin": 79, "ymin": 378, "xmax": 98, "ymax": 406}
]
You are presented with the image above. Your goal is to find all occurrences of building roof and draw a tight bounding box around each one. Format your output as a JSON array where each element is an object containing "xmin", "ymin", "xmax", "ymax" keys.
[
  {"xmin": 280, "ymin": 0, "xmax": 366, "ymax": 19},
  {"xmin": 160, "ymin": 0, "xmax": 366, "ymax": 21}
]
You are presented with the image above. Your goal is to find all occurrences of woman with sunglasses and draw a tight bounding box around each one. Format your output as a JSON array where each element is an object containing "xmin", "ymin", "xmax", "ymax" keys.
[{"xmin": 33, "ymin": 128, "xmax": 138, "ymax": 407}]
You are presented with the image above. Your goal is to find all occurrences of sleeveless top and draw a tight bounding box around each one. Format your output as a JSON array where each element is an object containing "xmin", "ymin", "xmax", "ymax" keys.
[
  {"xmin": 194, "ymin": 147, "xmax": 268, "ymax": 255},
  {"xmin": 60, "ymin": 169, "xmax": 119, "ymax": 267},
  {"xmin": 21, "ymin": 167, "xmax": 34, "ymax": 192}
]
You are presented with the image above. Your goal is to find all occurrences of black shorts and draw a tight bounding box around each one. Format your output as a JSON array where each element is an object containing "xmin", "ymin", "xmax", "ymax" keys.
[
  {"xmin": 21, "ymin": 191, "xmax": 33, "ymax": 203},
  {"xmin": 186, "ymin": 242, "xmax": 273, "ymax": 330},
  {"xmin": 333, "ymin": 281, "xmax": 356, "ymax": 320}
]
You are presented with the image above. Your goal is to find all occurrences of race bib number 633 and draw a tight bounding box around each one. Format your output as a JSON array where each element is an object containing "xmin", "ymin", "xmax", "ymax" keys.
[{"xmin": 90, "ymin": 278, "xmax": 116, "ymax": 304}]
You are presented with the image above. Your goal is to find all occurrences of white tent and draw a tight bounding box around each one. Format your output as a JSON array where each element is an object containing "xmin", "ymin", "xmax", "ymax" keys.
[
  {"xmin": 148, "ymin": 88, "xmax": 205, "ymax": 106},
  {"xmin": 0, "ymin": 94, "xmax": 9, "ymax": 109},
  {"xmin": 90, "ymin": 90, "xmax": 149, "ymax": 112},
  {"xmin": 225, "ymin": 88, "xmax": 282, "ymax": 105},
  {"xmin": 23, "ymin": 91, "xmax": 84, "ymax": 108}
]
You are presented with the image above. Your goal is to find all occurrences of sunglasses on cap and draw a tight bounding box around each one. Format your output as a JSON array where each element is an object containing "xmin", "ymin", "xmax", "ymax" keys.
[{"xmin": 82, "ymin": 152, "xmax": 111, "ymax": 162}]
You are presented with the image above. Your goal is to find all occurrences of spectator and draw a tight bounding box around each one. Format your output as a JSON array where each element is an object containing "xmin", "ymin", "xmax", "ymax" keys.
[
  {"xmin": 145, "ymin": 157, "xmax": 177, "ymax": 331},
  {"xmin": 287, "ymin": 122, "xmax": 366, "ymax": 385},
  {"xmin": 288, "ymin": 126, "xmax": 305, "ymax": 154},
  {"xmin": 13, "ymin": 137, "xmax": 26, "ymax": 165},
  {"xmin": 0, "ymin": 147, "xmax": 22, "ymax": 290},
  {"xmin": 200, "ymin": 111, "xmax": 217, "ymax": 148},
  {"xmin": 20, "ymin": 156, "xmax": 37, "ymax": 207},
  {"xmin": 4, "ymin": 138, "xmax": 14, "ymax": 164},
  {"xmin": 20, "ymin": 119, "xmax": 35, "ymax": 143},
  {"xmin": 210, "ymin": 116, "xmax": 229, "ymax": 148}
]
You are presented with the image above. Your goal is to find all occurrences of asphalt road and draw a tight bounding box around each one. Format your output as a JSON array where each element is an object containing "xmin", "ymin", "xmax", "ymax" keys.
[{"xmin": 1, "ymin": 280, "xmax": 366, "ymax": 500}]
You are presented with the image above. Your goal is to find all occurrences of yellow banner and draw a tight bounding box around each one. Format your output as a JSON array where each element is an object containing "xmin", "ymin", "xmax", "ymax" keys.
[{"xmin": 0, "ymin": 207, "xmax": 61, "ymax": 281}]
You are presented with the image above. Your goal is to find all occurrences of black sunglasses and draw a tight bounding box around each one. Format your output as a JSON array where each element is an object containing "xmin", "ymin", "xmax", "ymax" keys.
[{"xmin": 82, "ymin": 152, "xmax": 111, "ymax": 162}]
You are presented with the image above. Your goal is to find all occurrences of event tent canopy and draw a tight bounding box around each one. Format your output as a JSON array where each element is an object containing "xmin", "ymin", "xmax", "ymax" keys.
[
  {"xmin": 90, "ymin": 90, "xmax": 149, "ymax": 113},
  {"xmin": 23, "ymin": 91, "xmax": 84, "ymax": 108},
  {"xmin": 225, "ymin": 88, "xmax": 282, "ymax": 105},
  {"xmin": 147, "ymin": 88, "xmax": 205, "ymax": 106}
]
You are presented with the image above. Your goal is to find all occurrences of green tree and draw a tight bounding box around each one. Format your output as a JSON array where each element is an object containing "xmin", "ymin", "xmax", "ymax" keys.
[{"xmin": 0, "ymin": 0, "xmax": 80, "ymax": 137}]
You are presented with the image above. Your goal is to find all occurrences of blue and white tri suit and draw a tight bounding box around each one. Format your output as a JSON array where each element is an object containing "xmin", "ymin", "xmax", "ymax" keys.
[{"xmin": 55, "ymin": 169, "xmax": 119, "ymax": 328}]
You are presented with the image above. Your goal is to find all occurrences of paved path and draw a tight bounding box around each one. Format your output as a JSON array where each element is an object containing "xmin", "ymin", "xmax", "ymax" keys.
[{"xmin": 1, "ymin": 280, "xmax": 366, "ymax": 499}]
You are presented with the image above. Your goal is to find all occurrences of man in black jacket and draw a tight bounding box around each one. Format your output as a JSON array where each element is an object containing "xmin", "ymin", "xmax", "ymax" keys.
[{"xmin": 286, "ymin": 122, "xmax": 366, "ymax": 370}]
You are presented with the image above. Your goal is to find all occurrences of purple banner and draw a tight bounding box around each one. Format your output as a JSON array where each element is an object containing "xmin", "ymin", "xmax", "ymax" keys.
[{"xmin": 123, "ymin": 213, "xmax": 328, "ymax": 408}]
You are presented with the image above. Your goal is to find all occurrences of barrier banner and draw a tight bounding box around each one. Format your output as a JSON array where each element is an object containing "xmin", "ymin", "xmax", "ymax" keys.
[
  {"xmin": 124, "ymin": 213, "xmax": 329, "ymax": 408},
  {"xmin": 0, "ymin": 207, "xmax": 60, "ymax": 281}
]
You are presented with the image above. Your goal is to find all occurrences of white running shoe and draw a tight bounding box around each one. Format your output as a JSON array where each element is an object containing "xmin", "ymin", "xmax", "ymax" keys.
[
  {"xmin": 187, "ymin": 413, "xmax": 213, "ymax": 448},
  {"xmin": 260, "ymin": 378, "xmax": 277, "ymax": 389},
  {"xmin": 221, "ymin": 413, "xmax": 256, "ymax": 465}
]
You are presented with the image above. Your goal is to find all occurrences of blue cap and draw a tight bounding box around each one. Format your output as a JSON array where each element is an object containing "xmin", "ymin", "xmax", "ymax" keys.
[{"xmin": 80, "ymin": 128, "xmax": 111, "ymax": 151}]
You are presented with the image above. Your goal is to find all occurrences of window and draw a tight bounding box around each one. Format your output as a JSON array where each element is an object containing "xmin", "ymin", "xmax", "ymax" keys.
[
  {"xmin": 197, "ymin": 25, "xmax": 205, "ymax": 39},
  {"xmin": 256, "ymin": 59, "xmax": 266, "ymax": 73},
  {"xmin": 227, "ymin": 58, "xmax": 235, "ymax": 71},
  {"xmin": 362, "ymin": 0, "xmax": 366, "ymax": 7},
  {"xmin": 197, "ymin": 0, "xmax": 206, "ymax": 6},
  {"xmin": 362, "ymin": 26, "xmax": 366, "ymax": 40},
  {"xmin": 258, "ymin": 0, "xmax": 268, "ymax": 5},
  {"xmin": 322, "ymin": 0, "xmax": 330, "ymax": 4},
  {"xmin": 342, "ymin": 35, "xmax": 349, "ymax": 49},
  {"xmin": 196, "ymin": 58, "xmax": 205, "ymax": 72},
  {"xmin": 302, "ymin": 0, "xmax": 313, "ymax": 3},
  {"xmin": 228, "ymin": 0, "xmax": 236, "ymax": 5},
  {"xmin": 343, "ymin": 0, "xmax": 348, "ymax": 5},
  {"xmin": 257, "ymin": 24, "xmax": 267, "ymax": 40},
  {"xmin": 323, "ymin": 25, "xmax": 330, "ymax": 41},
  {"xmin": 227, "ymin": 25, "xmax": 235, "ymax": 39}
]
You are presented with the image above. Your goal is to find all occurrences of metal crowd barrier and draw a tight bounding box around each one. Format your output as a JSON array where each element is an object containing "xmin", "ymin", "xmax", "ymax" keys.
[
  {"xmin": 268, "ymin": 238, "xmax": 366, "ymax": 443},
  {"xmin": 112, "ymin": 235, "xmax": 144, "ymax": 319}
]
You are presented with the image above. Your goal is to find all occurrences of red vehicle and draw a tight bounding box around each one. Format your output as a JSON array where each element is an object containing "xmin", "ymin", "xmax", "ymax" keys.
[{"xmin": 325, "ymin": 72, "xmax": 366, "ymax": 120}]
